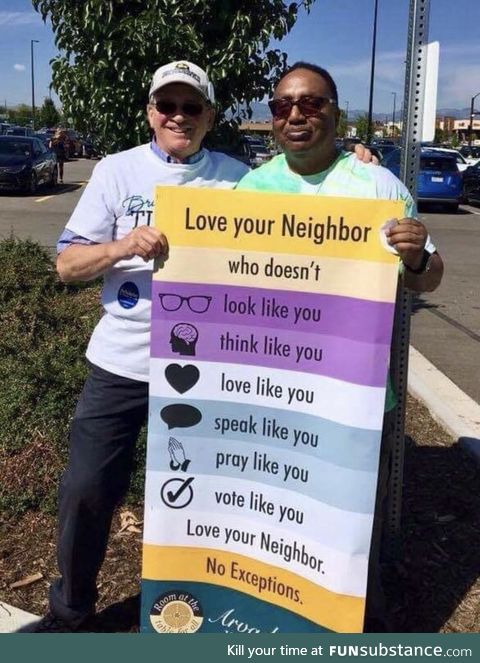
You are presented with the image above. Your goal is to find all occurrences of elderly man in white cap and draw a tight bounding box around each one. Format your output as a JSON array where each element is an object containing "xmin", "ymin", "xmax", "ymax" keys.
[
  {"xmin": 34, "ymin": 60, "xmax": 374, "ymax": 632},
  {"xmin": 32, "ymin": 61, "xmax": 249, "ymax": 633}
]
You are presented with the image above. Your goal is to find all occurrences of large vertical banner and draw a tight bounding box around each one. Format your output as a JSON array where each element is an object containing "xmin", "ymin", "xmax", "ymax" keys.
[{"xmin": 141, "ymin": 188, "xmax": 402, "ymax": 634}]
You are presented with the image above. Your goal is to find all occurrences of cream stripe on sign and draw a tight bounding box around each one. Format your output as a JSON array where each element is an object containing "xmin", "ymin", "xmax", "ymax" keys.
[
  {"xmin": 154, "ymin": 247, "xmax": 399, "ymax": 303},
  {"xmin": 150, "ymin": 358, "xmax": 386, "ymax": 430}
]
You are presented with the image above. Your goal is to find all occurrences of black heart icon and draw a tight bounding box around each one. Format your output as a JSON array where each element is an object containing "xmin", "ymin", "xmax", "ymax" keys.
[{"xmin": 165, "ymin": 364, "xmax": 200, "ymax": 394}]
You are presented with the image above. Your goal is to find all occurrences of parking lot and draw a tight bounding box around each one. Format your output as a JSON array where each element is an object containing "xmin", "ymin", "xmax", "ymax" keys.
[{"xmin": 1, "ymin": 157, "xmax": 479, "ymax": 402}]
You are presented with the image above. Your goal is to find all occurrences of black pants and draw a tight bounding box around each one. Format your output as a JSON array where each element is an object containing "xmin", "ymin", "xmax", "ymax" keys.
[{"xmin": 49, "ymin": 364, "xmax": 148, "ymax": 626}]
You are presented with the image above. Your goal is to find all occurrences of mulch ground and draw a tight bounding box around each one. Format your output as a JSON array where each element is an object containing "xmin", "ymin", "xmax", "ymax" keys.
[{"xmin": 0, "ymin": 395, "xmax": 479, "ymax": 633}]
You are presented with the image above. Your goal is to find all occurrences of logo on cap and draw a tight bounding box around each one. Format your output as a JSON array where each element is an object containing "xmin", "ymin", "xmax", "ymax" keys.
[{"xmin": 161, "ymin": 62, "xmax": 201, "ymax": 84}]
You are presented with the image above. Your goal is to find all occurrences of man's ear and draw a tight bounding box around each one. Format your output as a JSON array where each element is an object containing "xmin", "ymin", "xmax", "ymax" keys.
[{"xmin": 146, "ymin": 104, "xmax": 155, "ymax": 130}]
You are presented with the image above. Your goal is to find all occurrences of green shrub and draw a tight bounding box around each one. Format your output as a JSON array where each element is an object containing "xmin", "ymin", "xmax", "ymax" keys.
[{"xmin": 0, "ymin": 237, "xmax": 146, "ymax": 516}]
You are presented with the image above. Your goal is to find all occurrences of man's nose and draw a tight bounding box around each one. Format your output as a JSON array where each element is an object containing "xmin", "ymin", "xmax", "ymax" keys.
[{"xmin": 287, "ymin": 103, "xmax": 305, "ymax": 122}]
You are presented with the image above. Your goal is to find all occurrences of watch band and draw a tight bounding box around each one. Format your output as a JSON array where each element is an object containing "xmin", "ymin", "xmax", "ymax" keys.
[{"xmin": 404, "ymin": 249, "xmax": 434, "ymax": 275}]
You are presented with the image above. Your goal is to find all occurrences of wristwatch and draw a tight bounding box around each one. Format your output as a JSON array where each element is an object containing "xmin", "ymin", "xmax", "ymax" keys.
[{"xmin": 404, "ymin": 249, "xmax": 435, "ymax": 275}]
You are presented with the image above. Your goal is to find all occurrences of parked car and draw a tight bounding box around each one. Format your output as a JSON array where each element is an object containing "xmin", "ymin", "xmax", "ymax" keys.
[
  {"xmin": 382, "ymin": 148, "xmax": 463, "ymax": 212},
  {"xmin": 459, "ymin": 145, "xmax": 480, "ymax": 166},
  {"xmin": 427, "ymin": 147, "xmax": 469, "ymax": 172},
  {"xmin": 64, "ymin": 129, "xmax": 83, "ymax": 158},
  {"xmin": 462, "ymin": 161, "xmax": 480, "ymax": 205},
  {"xmin": 219, "ymin": 137, "xmax": 272, "ymax": 168},
  {"xmin": 0, "ymin": 135, "xmax": 58, "ymax": 193},
  {"xmin": 34, "ymin": 132, "xmax": 51, "ymax": 148},
  {"xmin": 80, "ymin": 134, "xmax": 102, "ymax": 159},
  {"xmin": 5, "ymin": 126, "xmax": 35, "ymax": 137}
]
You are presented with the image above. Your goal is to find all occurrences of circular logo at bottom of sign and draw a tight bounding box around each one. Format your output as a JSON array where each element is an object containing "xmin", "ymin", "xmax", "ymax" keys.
[{"xmin": 150, "ymin": 590, "xmax": 203, "ymax": 633}]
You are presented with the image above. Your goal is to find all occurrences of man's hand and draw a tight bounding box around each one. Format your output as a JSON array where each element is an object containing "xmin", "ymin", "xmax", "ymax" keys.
[
  {"xmin": 353, "ymin": 143, "xmax": 379, "ymax": 165},
  {"xmin": 385, "ymin": 217, "xmax": 427, "ymax": 269},
  {"xmin": 117, "ymin": 226, "xmax": 168, "ymax": 262}
]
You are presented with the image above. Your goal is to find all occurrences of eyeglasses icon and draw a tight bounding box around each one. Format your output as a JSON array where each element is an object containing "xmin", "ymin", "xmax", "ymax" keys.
[{"xmin": 158, "ymin": 293, "xmax": 212, "ymax": 314}]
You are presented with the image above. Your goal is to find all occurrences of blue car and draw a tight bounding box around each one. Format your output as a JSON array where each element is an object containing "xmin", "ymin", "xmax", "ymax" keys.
[
  {"xmin": 382, "ymin": 148, "xmax": 463, "ymax": 212},
  {"xmin": 0, "ymin": 135, "xmax": 58, "ymax": 194}
]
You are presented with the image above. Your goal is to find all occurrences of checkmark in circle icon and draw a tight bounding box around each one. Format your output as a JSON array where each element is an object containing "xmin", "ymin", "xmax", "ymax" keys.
[{"xmin": 160, "ymin": 477, "xmax": 194, "ymax": 509}]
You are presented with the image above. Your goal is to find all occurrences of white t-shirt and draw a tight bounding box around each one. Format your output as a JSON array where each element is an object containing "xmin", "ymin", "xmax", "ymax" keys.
[{"xmin": 65, "ymin": 144, "xmax": 249, "ymax": 381}]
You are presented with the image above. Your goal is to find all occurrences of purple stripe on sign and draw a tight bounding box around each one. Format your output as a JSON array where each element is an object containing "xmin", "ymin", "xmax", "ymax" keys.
[
  {"xmin": 152, "ymin": 281, "xmax": 395, "ymax": 344},
  {"xmin": 151, "ymin": 321, "xmax": 390, "ymax": 386}
]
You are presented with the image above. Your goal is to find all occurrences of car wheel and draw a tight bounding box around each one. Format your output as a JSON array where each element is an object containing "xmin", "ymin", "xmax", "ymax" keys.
[
  {"xmin": 25, "ymin": 171, "xmax": 37, "ymax": 195},
  {"xmin": 445, "ymin": 202, "xmax": 458, "ymax": 213}
]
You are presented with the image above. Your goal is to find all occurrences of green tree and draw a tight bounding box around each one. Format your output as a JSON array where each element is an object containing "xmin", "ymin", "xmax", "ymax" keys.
[
  {"xmin": 337, "ymin": 109, "xmax": 348, "ymax": 138},
  {"xmin": 355, "ymin": 113, "xmax": 369, "ymax": 141},
  {"xmin": 9, "ymin": 103, "xmax": 32, "ymax": 126},
  {"xmin": 33, "ymin": 0, "xmax": 314, "ymax": 153},
  {"xmin": 37, "ymin": 97, "xmax": 61, "ymax": 128}
]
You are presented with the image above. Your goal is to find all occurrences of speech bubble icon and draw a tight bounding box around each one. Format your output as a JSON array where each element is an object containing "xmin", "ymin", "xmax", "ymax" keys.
[{"xmin": 161, "ymin": 404, "xmax": 202, "ymax": 430}]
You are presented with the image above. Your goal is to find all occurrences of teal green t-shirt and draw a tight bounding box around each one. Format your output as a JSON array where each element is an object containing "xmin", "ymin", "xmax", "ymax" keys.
[{"xmin": 236, "ymin": 152, "xmax": 417, "ymax": 412}]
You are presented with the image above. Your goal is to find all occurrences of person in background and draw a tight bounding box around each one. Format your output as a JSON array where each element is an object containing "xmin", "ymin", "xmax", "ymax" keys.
[{"xmin": 49, "ymin": 128, "xmax": 68, "ymax": 183}]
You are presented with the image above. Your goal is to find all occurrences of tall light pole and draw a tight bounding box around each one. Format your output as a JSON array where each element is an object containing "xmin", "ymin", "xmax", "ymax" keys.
[
  {"xmin": 344, "ymin": 100, "xmax": 349, "ymax": 137},
  {"xmin": 468, "ymin": 92, "xmax": 480, "ymax": 148},
  {"xmin": 30, "ymin": 39, "xmax": 39, "ymax": 129},
  {"xmin": 367, "ymin": 0, "xmax": 379, "ymax": 143},
  {"xmin": 391, "ymin": 91, "xmax": 397, "ymax": 138}
]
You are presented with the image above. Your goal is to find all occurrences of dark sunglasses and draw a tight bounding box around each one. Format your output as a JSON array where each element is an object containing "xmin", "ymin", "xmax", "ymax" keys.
[
  {"xmin": 268, "ymin": 96, "xmax": 336, "ymax": 120},
  {"xmin": 153, "ymin": 99, "xmax": 206, "ymax": 117}
]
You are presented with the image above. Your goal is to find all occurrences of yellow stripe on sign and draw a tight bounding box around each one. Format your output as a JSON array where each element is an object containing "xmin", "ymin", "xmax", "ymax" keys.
[
  {"xmin": 154, "ymin": 186, "xmax": 403, "ymax": 263},
  {"xmin": 153, "ymin": 246, "xmax": 399, "ymax": 303},
  {"xmin": 142, "ymin": 544, "xmax": 365, "ymax": 633}
]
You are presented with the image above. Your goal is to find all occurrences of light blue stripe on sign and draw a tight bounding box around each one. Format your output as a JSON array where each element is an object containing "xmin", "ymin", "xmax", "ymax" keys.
[
  {"xmin": 146, "ymin": 431, "xmax": 378, "ymax": 514},
  {"xmin": 148, "ymin": 397, "xmax": 381, "ymax": 472}
]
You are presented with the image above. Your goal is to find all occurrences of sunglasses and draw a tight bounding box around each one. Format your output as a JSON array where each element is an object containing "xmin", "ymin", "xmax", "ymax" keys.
[
  {"xmin": 268, "ymin": 96, "xmax": 336, "ymax": 120},
  {"xmin": 153, "ymin": 99, "xmax": 206, "ymax": 117}
]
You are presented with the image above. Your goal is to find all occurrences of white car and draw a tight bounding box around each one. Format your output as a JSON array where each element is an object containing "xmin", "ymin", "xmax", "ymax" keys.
[
  {"xmin": 459, "ymin": 146, "xmax": 480, "ymax": 166},
  {"xmin": 427, "ymin": 147, "xmax": 470, "ymax": 172}
]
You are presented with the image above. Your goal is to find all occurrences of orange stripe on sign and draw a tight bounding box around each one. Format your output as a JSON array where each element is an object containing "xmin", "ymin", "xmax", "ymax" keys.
[{"xmin": 142, "ymin": 544, "xmax": 365, "ymax": 633}]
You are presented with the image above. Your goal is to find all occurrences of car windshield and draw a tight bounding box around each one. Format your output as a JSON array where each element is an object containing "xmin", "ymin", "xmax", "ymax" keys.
[
  {"xmin": 420, "ymin": 156, "xmax": 457, "ymax": 172},
  {"xmin": 251, "ymin": 145, "xmax": 269, "ymax": 155},
  {"xmin": 0, "ymin": 140, "xmax": 31, "ymax": 156}
]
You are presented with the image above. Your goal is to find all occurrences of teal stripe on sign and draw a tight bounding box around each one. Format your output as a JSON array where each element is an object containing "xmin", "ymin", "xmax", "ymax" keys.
[
  {"xmin": 148, "ymin": 397, "xmax": 381, "ymax": 472},
  {"xmin": 141, "ymin": 579, "xmax": 330, "ymax": 633}
]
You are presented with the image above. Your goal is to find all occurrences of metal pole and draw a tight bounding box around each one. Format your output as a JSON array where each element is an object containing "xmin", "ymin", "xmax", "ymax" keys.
[
  {"xmin": 468, "ymin": 93, "xmax": 480, "ymax": 149},
  {"xmin": 386, "ymin": 0, "xmax": 431, "ymax": 560},
  {"xmin": 30, "ymin": 39, "xmax": 39, "ymax": 129},
  {"xmin": 391, "ymin": 92, "xmax": 397, "ymax": 138},
  {"xmin": 367, "ymin": 0, "xmax": 379, "ymax": 143}
]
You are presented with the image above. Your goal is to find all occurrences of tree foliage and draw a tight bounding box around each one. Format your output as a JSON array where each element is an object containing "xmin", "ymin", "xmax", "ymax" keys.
[
  {"xmin": 38, "ymin": 97, "xmax": 61, "ymax": 128},
  {"xmin": 337, "ymin": 109, "xmax": 348, "ymax": 138},
  {"xmin": 8, "ymin": 104, "xmax": 32, "ymax": 126},
  {"xmin": 354, "ymin": 113, "xmax": 369, "ymax": 141},
  {"xmin": 33, "ymin": 0, "xmax": 314, "ymax": 153}
]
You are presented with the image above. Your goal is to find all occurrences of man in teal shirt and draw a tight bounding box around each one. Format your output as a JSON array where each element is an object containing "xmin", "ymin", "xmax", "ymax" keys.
[{"xmin": 237, "ymin": 61, "xmax": 444, "ymax": 630}]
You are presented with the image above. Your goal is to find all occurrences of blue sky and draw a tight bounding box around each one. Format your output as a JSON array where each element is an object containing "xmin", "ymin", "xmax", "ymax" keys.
[{"xmin": 1, "ymin": 0, "xmax": 479, "ymax": 114}]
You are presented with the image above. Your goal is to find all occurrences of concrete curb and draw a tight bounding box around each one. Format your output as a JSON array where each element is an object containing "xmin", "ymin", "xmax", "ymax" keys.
[
  {"xmin": 0, "ymin": 601, "xmax": 39, "ymax": 633},
  {"xmin": 408, "ymin": 346, "xmax": 480, "ymax": 461}
]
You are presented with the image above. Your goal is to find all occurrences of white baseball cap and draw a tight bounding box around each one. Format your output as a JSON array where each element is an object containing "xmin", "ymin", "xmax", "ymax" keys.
[{"xmin": 149, "ymin": 61, "xmax": 215, "ymax": 104}]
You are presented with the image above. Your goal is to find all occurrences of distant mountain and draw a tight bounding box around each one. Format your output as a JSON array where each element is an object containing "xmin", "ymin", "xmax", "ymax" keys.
[{"xmin": 247, "ymin": 102, "xmax": 470, "ymax": 122}]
